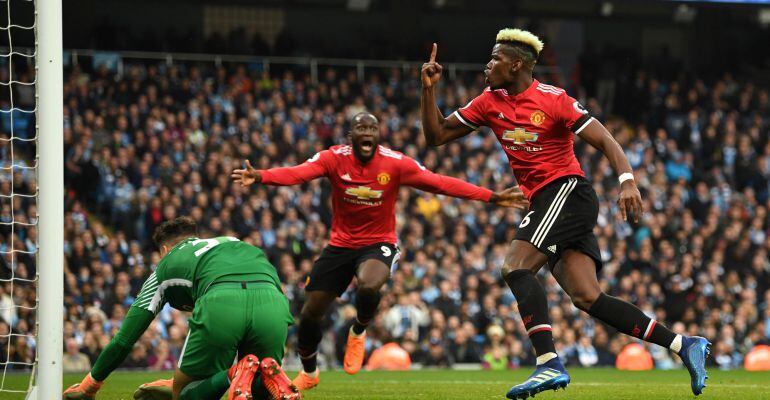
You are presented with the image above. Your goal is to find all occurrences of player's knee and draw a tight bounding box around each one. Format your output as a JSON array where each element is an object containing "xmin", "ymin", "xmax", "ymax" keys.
[
  {"xmin": 357, "ymin": 280, "xmax": 384, "ymax": 295},
  {"xmin": 500, "ymin": 257, "xmax": 537, "ymax": 278},
  {"xmin": 570, "ymin": 289, "xmax": 601, "ymax": 311},
  {"xmin": 300, "ymin": 306, "xmax": 325, "ymax": 323}
]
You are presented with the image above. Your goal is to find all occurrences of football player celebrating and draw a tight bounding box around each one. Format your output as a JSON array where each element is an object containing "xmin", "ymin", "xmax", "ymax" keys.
[
  {"xmin": 232, "ymin": 111, "xmax": 527, "ymax": 392},
  {"xmin": 420, "ymin": 29, "xmax": 710, "ymax": 399},
  {"xmin": 64, "ymin": 217, "xmax": 299, "ymax": 400}
]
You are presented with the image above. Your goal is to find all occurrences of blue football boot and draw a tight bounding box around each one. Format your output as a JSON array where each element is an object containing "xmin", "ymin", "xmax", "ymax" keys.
[
  {"xmin": 678, "ymin": 336, "xmax": 711, "ymax": 395},
  {"xmin": 505, "ymin": 358, "xmax": 570, "ymax": 399}
]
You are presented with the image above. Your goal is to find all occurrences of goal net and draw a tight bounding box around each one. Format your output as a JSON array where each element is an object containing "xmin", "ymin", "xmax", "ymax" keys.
[{"xmin": 0, "ymin": 0, "xmax": 62, "ymax": 399}]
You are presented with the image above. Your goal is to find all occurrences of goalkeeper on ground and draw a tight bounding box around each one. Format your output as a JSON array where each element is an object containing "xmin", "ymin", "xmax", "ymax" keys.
[{"xmin": 64, "ymin": 217, "xmax": 300, "ymax": 400}]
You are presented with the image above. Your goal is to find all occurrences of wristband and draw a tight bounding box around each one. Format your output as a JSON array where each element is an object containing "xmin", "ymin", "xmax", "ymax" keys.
[{"xmin": 618, "ymin": 172, "xmax": 634, "ymax": 184}]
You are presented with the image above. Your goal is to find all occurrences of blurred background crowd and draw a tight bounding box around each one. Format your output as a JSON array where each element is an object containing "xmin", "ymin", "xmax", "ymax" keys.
[{"xmin": 1, "ymin": 54, "xmax": 769, "ymax": 374}]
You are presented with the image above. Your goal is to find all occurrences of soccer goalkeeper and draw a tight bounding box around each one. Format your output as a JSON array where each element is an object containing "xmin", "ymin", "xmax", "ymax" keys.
[{"xmin": 64, "ymin": 217, "xmax": 299, "ymax": 400}]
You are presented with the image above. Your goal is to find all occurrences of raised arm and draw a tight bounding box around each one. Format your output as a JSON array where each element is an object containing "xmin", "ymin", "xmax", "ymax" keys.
[
  {"xmin": 578, "ymin": 120, "xmax": 642, "ymax": 222},
  {"xmin": 400, "ymin": 156, "xmax": 528, "ymax": 209},
  {"xmin": 420, "ymin": 43, "xmax": 475, "ymax": 146},
  {"xmin": 232, "ymin": 151, "xmax": 329, "ymax": 187}
]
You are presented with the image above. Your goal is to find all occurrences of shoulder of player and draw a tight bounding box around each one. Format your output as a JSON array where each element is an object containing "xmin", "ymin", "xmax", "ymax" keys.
[
  {"xmin": 533, "ymin": 81, "xmax": 567, "ymax": 97},
  {"xmin": 377, "ymin": 145, "xmax": 404, "ymax": 160},
  {"xmin": 328, "ymin": 144, "xmax": 353, "ymax": 156},
  {"xmin": 315, "ymin": 145, "xmax": 351, "ymax": 172},
  {"xmin": 318, "ymin": 145, "xmax": 352, "ymax": 166},
  {"xmin": 472, "ymin": 87, "xmax": 496, "ymax": 103},
  {"xmin": 531, "ymin": 82, "xmax": 578, "ymax": 117},
  {"xmin": 156, "ymin": 238, "xmax": 196, "ymax": 271},
  {"xmin": 152, "ymin": 256, "xmax": 174, "ymax": 280}
]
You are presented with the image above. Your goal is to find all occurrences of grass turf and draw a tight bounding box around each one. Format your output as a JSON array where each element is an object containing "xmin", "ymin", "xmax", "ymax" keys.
[{"xmin": 0, "ymin": 368, "xmax": 767, "ymax": 399}]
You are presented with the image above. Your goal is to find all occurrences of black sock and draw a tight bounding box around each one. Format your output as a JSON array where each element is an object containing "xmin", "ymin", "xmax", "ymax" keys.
[
  {"xmin": 352, "ymin": 288, "xmax": 381, "ymax": 335},
  {"xmin": 503, "ymin": 270, "xmax": 556, "ymax": 357},
  {"xmin": 588, "ymin": 293, "xmax": 676, "ymax": 348},
  {"xmin": 352, "ymin": 320, "xmax": 367, "ymax": 335},
  {"xmin": 297, "ymin": 317, "xmax": 322, "ymax": 372}
]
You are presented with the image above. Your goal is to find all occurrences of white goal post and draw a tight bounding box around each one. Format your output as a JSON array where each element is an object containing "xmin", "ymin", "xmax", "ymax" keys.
[{"xmin": 36, "ymin": 0, "xmax": 63, "ymax": 398}]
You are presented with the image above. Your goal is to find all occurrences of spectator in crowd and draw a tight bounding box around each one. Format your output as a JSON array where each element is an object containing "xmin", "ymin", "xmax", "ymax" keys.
[
  {"xmin": 147, "ymin": 340, "xmax": 176, "ymax": 371},
  {"xmin": 448, "ymin": 328, "xmax": 482, "ymax": 364},
  {"xmin": 122, "ymin": 343, "xmax": 149, "ymax": 369},
  {"xmin": 63, "ymin": 338, "xmax": 92, "ymax": 373},
  {"xmin": 383, "ymin": 293, "xmax": 430, "ymax": 340},
  {"xmin": 423, "ymin": 338, "xmax": 452, "ymax": 368}
]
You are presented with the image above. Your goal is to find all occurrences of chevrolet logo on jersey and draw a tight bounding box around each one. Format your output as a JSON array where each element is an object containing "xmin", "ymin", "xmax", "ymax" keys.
[
  {"xmin": 502, "ymin": 128, "xmax": 539, "ymax": 144},
  {"xmin": 345, "ymin": 186, "xmax": 383, "ymax": 200}
]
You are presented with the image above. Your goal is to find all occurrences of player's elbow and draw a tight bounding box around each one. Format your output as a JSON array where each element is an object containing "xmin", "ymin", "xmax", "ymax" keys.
[
  {"xmin": 425, "ymin": 136, "xmax": 443, "ymax": 147},
  {"xmin": 422, "ymin": 129, "xmax": 441, "ymax": 147},
  {"xmin": 425, "ymin": 128, "xmax": 450, "ymax": 147}
]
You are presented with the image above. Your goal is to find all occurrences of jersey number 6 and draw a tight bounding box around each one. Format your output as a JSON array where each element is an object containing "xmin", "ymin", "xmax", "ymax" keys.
[{"xmin": 519, "ymin": 211, "xmax": 535, "ymax": 228}]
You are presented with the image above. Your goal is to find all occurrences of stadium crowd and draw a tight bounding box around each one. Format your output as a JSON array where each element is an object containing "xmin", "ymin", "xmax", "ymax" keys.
[{"xmin": 1, "ymin": 58, "xmax": 769, "ymax": 374}]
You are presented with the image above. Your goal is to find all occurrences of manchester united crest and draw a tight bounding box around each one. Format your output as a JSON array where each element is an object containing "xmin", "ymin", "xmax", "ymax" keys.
[
  {"xmin": 377, "ymin": 172, "xmax": 391, "ymax": 185},
  {"xmin": 530, "ymin": 110, "xmax": 546, "ymax": 126}
]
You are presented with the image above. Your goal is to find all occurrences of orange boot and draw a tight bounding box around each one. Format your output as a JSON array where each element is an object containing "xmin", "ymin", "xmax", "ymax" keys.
[
  {"xmin": 291, "ymin": 369, "xmax": 319, "ymax": 392},
  {"xmin": 343, "ymin": 327, "xmax": 366, "ymax": 375}
]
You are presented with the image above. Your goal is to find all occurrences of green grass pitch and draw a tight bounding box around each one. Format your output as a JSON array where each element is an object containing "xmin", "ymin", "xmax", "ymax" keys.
[{"xmin": 1, "ymin": 369, "xmax": 768, "ymax": 399}]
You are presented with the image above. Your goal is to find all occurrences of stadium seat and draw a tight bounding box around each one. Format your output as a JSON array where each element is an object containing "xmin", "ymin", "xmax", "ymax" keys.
[
  {"xmin": 615, "ymin": 343, "xmax": 653, "ymax": 371},
  {"xmin": 744, "ymin": 345, "xmax": 770, "ymax": 371},
  {"xmin": 365, "ymin": 343, "xmax": 411, "ymax": 371}
]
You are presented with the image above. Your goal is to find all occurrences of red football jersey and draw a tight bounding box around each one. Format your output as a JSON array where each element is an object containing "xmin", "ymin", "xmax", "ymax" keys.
[
  {"xmin": 259, "ymin": 145, "xmax": 492, "ymax": 248},
  {"xmin": 454, "ymin": 79, "xmax": 593, "ymax": 199}
]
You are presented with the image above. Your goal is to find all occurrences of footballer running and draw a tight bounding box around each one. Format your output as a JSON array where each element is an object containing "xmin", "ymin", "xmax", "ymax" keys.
[
  {"xmin": 232, "ymin": 111, "xmax": 528, "ymax": 392},
  {"xmin": 420, "ymin": 28, "xmax": 711, "ymax": 399}
]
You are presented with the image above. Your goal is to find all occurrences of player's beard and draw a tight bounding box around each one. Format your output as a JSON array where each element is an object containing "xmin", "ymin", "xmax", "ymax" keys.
[{"xmin": 353, "ymin": 143, "xmax": 375, "ymax": 164}]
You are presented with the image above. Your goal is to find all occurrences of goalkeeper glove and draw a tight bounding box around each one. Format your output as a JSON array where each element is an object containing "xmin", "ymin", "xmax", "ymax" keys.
[
  {"xmin": 133, "ymin": 378, "xmax": 173, "ymax": 400},
  {"xmin": 63, "ymin": 373, "xmax": 103, "ymax": 399}
]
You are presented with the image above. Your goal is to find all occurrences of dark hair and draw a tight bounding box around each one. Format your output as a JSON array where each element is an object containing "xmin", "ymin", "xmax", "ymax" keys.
[
  {"xmin": 152, "ymin": 217, "xmax": 198, "ymax": 248},
  {"xmin": 497, "ymin": 41, "xmax": 538, "ymax": 70}
]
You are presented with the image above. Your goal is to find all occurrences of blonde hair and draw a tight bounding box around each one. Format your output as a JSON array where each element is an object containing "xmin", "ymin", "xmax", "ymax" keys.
[{"xmin": 496, "ymin": 28, "xmax": 544, "ymax": 55}]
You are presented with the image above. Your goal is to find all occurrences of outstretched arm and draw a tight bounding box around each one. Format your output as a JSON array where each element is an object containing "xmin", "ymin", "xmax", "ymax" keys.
[
  {"xmin": 578, "ymin": 120, "xmax": 642, "ymax": 222},
  {"xmin": 65, "ymin": 275, "xmax": 159, "ymax": 397},
  {"xmin": 232, "ymin": 152, "xmax": 329, "ymax": 187},
  {"xmin": 400, "ymin": 157, "xmax": 528, "ymax": 209},
  {"xmin": 90, "ymin": 307, "xmax": 155, "ymax": 380},
  {"xmin": 420, "ymin": 43, "xmax": 475, "ymax": 146}
]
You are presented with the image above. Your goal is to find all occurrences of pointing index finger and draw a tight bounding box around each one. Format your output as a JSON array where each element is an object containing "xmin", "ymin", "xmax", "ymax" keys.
[{"xmin": 429, "ymin": 43, "xmax": 437, "ymax": 63}]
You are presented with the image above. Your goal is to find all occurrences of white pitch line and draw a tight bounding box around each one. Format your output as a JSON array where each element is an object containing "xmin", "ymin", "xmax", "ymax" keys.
[{"xmin": 356, "ymin": 380, "xmax": 768, "ymax": 389}]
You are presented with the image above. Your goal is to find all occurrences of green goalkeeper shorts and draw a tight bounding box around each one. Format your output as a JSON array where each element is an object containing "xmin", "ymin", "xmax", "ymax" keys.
[{"xmin": 178, "ymin": 282, "xmax": 294, "ymax": 378}]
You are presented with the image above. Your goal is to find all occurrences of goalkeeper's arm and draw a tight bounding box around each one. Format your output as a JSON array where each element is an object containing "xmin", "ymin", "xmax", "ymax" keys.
[
  {"xmin": 64, "ymin": 306, "xmax": 154, "ymax": 398},
  {"xmin": 91, "ymin": 306, "xmax": 155, "ymax": 380},
  {"xmin": 65, "ymin": 272, "xmax": 161, "ymax": 398}
]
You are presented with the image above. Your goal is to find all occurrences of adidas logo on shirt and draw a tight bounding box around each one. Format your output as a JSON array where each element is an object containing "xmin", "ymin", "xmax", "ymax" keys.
[
  {"xmin": 547, "ymin": 245, "xmax": 557, "ymax": 253},
  {"xmin": 498, "ymin": 112, "xmax": 506, "ymax": 120}
]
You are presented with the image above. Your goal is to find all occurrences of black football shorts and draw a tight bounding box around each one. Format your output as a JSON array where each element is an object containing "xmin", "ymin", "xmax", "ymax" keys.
[
  {"xmin": 306, "ymin": 242, "xmax": 400, "ymax": 296},
  {"xmin": 514, "ymin": 175, "xmax": 602, "ymax": 270}
]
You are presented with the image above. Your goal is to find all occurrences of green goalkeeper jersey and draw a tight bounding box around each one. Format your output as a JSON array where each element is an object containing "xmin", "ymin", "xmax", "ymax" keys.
[
  {"xmin": 133, "ymin": 236, "xmax": 281, "ymax": 314},
  {"xmin": 90, "ymin": 236, "xmax": 282, "ymax": 381}
]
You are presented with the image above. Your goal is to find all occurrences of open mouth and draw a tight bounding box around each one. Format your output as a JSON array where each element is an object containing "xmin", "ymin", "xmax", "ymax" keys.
[{"xmin": 359, "ymin": 138, "xmax": 375, "ymax": 153}]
